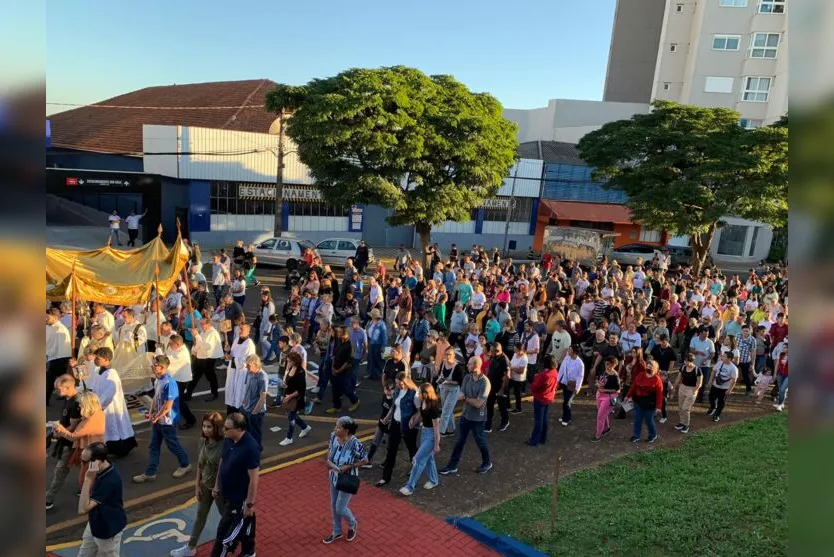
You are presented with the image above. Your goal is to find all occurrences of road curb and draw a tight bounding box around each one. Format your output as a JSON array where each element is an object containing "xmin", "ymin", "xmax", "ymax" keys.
[{"xmin": 446, "ymin": 516, "xmax": 550, "ymax": 557}]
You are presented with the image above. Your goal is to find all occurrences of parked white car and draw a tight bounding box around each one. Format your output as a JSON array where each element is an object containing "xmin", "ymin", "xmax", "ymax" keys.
[
  {"xmin": 316, "ymin": 238, "xmax": 375, "ymax": 267},
  {"xmin": 252, "ymin": 237, "xmax": 316, "ymax": 268}
]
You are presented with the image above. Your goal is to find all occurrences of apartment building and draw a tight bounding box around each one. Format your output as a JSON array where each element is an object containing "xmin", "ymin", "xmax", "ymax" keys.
[{"xmin": 603, "ymin": 0, "xmax": 787, "ymax": 127}]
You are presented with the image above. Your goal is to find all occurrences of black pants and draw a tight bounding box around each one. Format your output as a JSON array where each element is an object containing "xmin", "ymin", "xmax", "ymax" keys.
[
  {"xmin": 210, "ymin": 502, "xmax": 256, "ymax": 557},
  {"xmin": 510, "ymin": 379, "xmax": 525, "ymax": 411},
  {"xmin": 696, "ymin": 367, "xmax": 711, "ymax": 402},
  {"xmin": 381, "ymin": 422, "xmax": 418, "ymax": 483},
  {"xmin": 177, "ymin": 381, "xmax": 196, "ymax": 426},
  {"xmin": 226, "ymin": 405, "xmax": 239, "ymax": 415},
  {"xmin": 46, "ymin": 358, "xmax": 70, "ymax": 405},
  {"xmin": 190, "ymin": 358, "xmax": 219, "ymax": 396},
  {"xmin": 411, "ymin": 340, "xmax": 424, "ymax": 364},
  {"xmin": 146, "ymin": 340, "xmax": 157, "ymax": 353},
  {"xmin": 709, "ymin": 386, "xmax": 728, "ymax": 417},
  {"xmin": 561, "ymin": 388, "xmax": 576, "ymax": 423},
  {"xmin": 739, "ymin": 362, "xmax": 753, "ymax": 393},
  {"xmin": 485, "ymin": 390, "xmax": 509, "ymax": 430},
  {"xmin": 127, "ymin": 228, "xmax": 139, "ymax": 246}
]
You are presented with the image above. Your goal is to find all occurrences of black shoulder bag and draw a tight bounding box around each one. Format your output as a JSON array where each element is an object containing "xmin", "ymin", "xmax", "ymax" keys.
[{"xmin": 336, "ymin": 472, "xmax": 360, "ymax": 494}]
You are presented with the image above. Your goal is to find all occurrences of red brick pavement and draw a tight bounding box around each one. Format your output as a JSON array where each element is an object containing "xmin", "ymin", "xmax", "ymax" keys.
[{"xmin": 194, "ymin": 459, "xmax": 496, "ymax": 556}]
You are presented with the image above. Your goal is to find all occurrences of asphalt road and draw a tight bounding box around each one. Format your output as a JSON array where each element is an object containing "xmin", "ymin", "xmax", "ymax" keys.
[{"xmin": 45, "ymin": 264, "xmax": 389, "ymax": 544}]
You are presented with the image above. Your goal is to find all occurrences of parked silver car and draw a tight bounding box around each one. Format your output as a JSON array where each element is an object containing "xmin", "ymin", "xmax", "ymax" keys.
[
  {"xmin": 605, "ymin": 243, "xmax": 657, "ymax": 266},
  {"xmin": 252, "ymin": 237, "xmax": 316, "ymax": 268},
  {"xmin": 316, "ymin": 238, "xmax": 375, "ymax": 267}
]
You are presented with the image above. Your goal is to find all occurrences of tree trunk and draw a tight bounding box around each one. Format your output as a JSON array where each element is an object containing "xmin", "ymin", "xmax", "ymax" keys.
[
  {"xmin": 415, "ymin": 221, "xmax": 432, "ymax": 271},
  {"xmin": 689, "ymin": 223, "xmax": 716, "ymax": 276}
]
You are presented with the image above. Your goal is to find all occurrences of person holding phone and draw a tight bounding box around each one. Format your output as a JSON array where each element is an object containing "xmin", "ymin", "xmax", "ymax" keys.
[{"xmin": 77, "ymin": 442, "xmax": 127, "ymax": 556}]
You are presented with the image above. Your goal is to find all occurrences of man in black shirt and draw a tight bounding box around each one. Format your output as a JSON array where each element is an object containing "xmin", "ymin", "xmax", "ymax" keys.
[
  {"xmin": 46, "ymin": 374, "xmax": 81, "ymax": 510},
  {"xmin": 77, "ymin": 442, "xmax": 127, "ymax": 554},
  {"xmin": 485, "ymin": 344, "xmax": 510, "ymax": 432},
  {"xmin": 211, "ymin": 413, "xmax": 260, "ymax": 557},
  {"xmin": 650, "ymin": 335, "xmax": 677, "ymax": 373},
  {"xmin": 330, "ymin": 327, "xmax": 360, "ymax": 413},
  {"xmin": 382, "ymin": 344, "xmax": 407, "ymax": 384}
]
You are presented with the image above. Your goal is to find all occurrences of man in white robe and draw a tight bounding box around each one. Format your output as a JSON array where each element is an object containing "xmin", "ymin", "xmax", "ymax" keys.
[
  {"xmin": 92, "ymin": 303, "xmax": 115, "ymax": 336},
  {"xmin": 90, "ymin": 346, "xmax": 137, "ymax": 457},
  {"xmin": 115, "ymin": 309, "xmax": 147, "ymax": 354},
  {"xmin": 224, "ymin": 324, "xmax": 255, "ymax": 414}
]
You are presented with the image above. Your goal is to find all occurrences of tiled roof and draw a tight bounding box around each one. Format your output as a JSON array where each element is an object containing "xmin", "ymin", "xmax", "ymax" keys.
[
  {"xmin": 48, "ymin": 79, "xmax": 279, "ymax": 154},
  {"xmin": 540, "ymin": 200, "xmax": 633, "ymax": 224},
  {"xmin": 517, "ymin": 141, "xmax": 585, "ymax": 165}
]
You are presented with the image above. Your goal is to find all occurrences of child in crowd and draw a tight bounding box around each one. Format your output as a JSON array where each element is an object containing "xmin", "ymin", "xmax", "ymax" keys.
[
  {"xmin": 263, "ymin": 315, "xmax": 283, "ymax": 364},
  {"xmin": 362, "ymin": 381, "xmax": 394, "ymax": 468},
  {"xmin": 754, "ymin": 368, "xmax": 775, "ymax": 404}
]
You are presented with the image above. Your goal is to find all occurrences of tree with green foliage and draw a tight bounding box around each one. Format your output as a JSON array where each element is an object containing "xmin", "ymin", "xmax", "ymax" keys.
[
  {"xmin": 577, "ymin": 101, "xmax": 787, "ymax": 273},
  {"xmin": 265, "ymin": 66, "xmax": 518, "ymax": 265}
]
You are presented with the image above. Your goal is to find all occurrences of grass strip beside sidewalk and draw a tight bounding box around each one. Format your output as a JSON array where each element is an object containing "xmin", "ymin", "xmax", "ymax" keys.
[{"xmin": 476, "ymin": 414, "xmax": 788, "ymax": 557}]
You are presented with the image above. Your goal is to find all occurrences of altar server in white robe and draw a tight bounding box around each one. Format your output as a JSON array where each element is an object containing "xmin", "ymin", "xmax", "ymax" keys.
[
  {"xmin": 224, "ymin": 323, "xmax": 256, "ymax": 414},
  {"xmin": 90, "ymin": 346, "xmax": 137, "ymax": 457}
]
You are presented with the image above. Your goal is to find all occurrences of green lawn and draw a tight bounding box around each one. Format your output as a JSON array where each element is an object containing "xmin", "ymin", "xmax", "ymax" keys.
[{"xmin": 477, "ymin": 414, "xmax": 788, "ymax": 557}]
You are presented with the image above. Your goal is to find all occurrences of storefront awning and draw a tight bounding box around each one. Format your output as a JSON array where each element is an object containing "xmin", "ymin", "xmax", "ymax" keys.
[{"xmin": 539, "ymin": 200, "xmax": 633, "ymax": 224}]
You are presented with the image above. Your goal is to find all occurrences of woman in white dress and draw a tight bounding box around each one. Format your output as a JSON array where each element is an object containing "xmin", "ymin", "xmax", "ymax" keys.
[
  {"xmin": 89, "ymin": 346, "xmax": 137, "ymax": 457},
  {"xmin": 224, "ymin": 323, "xmax": 256, "ymax": 415}
]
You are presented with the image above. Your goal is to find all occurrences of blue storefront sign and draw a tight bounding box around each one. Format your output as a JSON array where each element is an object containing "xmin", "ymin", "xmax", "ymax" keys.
[{"xmin": 349, "ymin": 204, "xmax": 364, "ymax": 232}]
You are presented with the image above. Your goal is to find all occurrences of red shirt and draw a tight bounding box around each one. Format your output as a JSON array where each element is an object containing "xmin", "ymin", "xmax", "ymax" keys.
[
  {"xmin": 770, "ymin": 323, "xmax": 788, "ymax": 347},
  {"xmin": 531, "ymin": 367, "xmax": 558, "ymax": 404},
  {"xmin": 673, "ymin": 313, "xmax": 688, "ymax": 334},
  {"xmin": 776, "ymin": 354, "xmax": 788, "ymax": 377},
  {"xmin": 627, "ymin": 371, "xmax": 664, "ymax": 410}
]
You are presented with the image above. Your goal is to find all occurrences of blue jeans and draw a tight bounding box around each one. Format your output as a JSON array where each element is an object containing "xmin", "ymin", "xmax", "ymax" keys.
[
  {"xmin": 145, "ymin": 423, "xmax": 189, "ymax": 475},
  {"xmin": 446, "ymin": 416, "xmax": 490, "ymax": 469},
  {"xmin": 109, "ymin": 228, "xmax": 121, "ymax": 245},
  {"xmin": 367, "ymin": 345, "xmax": 383, "ymax": 378},
  {"xmin": 632, "ymin": 404, "xmax": 657, "ymax": 440},
  {"xmin": 528, "ymin": 400, "xmax": 550, "ymax": 445},
  {"xmin": 244, "ymin": 411, "xmax": 264, "ymax": 451},
  {"xmin": 406, "ymin": 426, "xmax": 439, "ymax": 491},
  {"xmin": 263, "ymin": 340, "xmax": 279, "ymax": 362},
  {"xmin": 561, "ymin": 388, "xmax": 575, "ymax": 423},
  {"xmin": 286, "ymin": 410, "xmax": 308, "ymax": 439},
  {"xmin": 439, "ymin": 384, "xmax": 460, "ymax": 434},
  {"xmin": 317, "ymin": 356, "xmax": 333, "ymax": 401},
  {"xmin": 329, "ymin": 482, "xmax": 356, "ymax": 536},
  {"xmin": 776, "ymin": 374, "xmax": 789, "ymax": 404},
  {"xmin": 755, "ymin": 355, "xmax": 767, "ymax": 373}
]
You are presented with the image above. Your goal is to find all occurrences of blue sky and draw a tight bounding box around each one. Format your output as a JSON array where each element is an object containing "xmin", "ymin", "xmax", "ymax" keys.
[{"xmin": 43, "ymin": 0, "xmax": 615, "ymax": 115}]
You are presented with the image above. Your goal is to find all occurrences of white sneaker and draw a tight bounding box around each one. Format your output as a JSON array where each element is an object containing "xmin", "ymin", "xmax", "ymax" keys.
[
  {"xmin": 423, "ymin": 481, "xmax": 438, "ymax": 490},
  {"xmin": 170, "ymin": 545, "xmax": 196, "ymax": 557},
  {"xmin": 658, "ymin": 417, "xmax": 668, "ymax": 424},
  {"xmin": 773, "ymin": 404, "xmax": 783, "ymax": 412},
  {"xmin": 279, "ymin": 437, "xmax": 294, "ymax": 447},
  {"xmin": 399, "ymin": 486, "xmax": 413, "ymax": 496},
  {"xmin": 299, "ymin": 425, "xmax": 312, "ymax": 438}
]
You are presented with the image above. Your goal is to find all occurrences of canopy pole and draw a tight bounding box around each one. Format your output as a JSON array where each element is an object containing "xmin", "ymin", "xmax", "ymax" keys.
[
  {"xmin": 154, "ymin": 264, "xmax": 162, "ymax": 343},
  {"xmin": 182, "ymin": 266, "xmax": 194, "ymax": 333},
  {"xmin": 70, "ymin": 259, "xmax": 77, "ymax": 353}
]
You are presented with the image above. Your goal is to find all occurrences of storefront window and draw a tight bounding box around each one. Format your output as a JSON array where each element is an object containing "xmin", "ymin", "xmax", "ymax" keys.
[
  {"xmin": 287, "ymin": 202, "xmax": 350, "ymax": 217},
  {"xmin": 717, "ymin": 224, "xmax": 748, "ymax": 256},
  {"xmin": 482, "ymin": 197, "xmax": 534, "ymax": 222},
  {"xmin": 210, "ymin": 182, "xmax": 276, "ymax": 215}
]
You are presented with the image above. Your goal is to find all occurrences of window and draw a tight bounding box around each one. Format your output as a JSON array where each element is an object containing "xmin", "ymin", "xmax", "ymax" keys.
[
  {"xmin": 675, "ymin": 3, "xmax": 684, "ymax": 12},
  {"xmin": 758, "ymin": 0, "xmax": 785, "ymax": 13},
  {"xmin": 317, "ymin": 240, "xmax": 337, "ymax": 250},
  {"xmin": 287, "ymin": 201, "xmax": 350, "ymax": 217},
  {"xmin": 481, "ymin": 196, "xmax": 534, "ymax": 222},
  {"xmin": 740, "ymin": 118, "xmax": 764, "ymax": 129},
  {"xmin": 663, "ymin": 82, "xmax": 671, "ymax": 91},
  {"xmin": 719, "ymin": 0, "xmax": 747, "ymax": 6},
  {"xmin": 749, "ymin": 33, "xmax": 780, "ymax": 58},
  {"xmin": 705, "ymin": 76, "xmax": 734, "ymax": 93},
  {"xmin": 742, "ymin": 76, "xmax": 772, "ymax": 101},
  {"xmin": 257, "ymin": 239, "xmax": 277, "ymax": 250},
  {"xmin": 748, "ymin": 227, "xmax": 760, "ymax": 256},
  {"xmin": 717, "ymin": 224, "xmax": 749, "ymax": 256},
  {"xmin": 210, "ymin": 181, "xmax": 276, "ymax": 215},
  {"xmin": 640, "ymin": 229, "xmax": 662, "ymax": 243},
  {"xmin": 670, "ymin": 43, "xmax": 678, "ymax": 52},
  {"xmin": 338, "ymin": 241, "xmax": 356, "ymax": 251},
  {"xmin": 712, "ymin": 35, "xmax": 741, "ymax": 50},
  {"xmin": 275, "ymin": 240, "xmax": 292, "ymax": 251}
]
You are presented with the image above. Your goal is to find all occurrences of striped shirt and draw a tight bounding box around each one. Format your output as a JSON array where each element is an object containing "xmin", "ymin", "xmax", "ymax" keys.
[{"xmin": 327, "ymin": 432, "xmax": 368, "ymax": 487}]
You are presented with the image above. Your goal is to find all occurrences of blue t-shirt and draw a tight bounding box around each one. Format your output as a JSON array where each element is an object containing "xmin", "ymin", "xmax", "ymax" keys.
[
  {"xmin": 350, "ymin": 328, "xmax": 367, "ymax": 357},
  {"xmin": 219, "ymin": 433, "xmax": 261, "ymax": 504},
  {"xmin": 182, "ymin": 310, "xmax": 202, "ymax": 342},
  {"xmin": 241, "ymin": 370, "xmax": 267, "ymax": 414},
  {"xmin": 152, "ymin": 374, "xmax": 179, "ymax": 426},
  {"xmin": 89, "ymin": 465, "xmax": 127, "ymax": 539}
]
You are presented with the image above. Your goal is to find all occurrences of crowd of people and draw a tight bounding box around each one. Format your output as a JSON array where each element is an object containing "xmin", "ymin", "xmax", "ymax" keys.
[{"xmin": 46, "ymin": 238, "xmax": 788, "ymax": 554}]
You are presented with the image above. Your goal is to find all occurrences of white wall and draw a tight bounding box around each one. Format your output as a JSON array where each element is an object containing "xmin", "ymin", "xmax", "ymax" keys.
[
  {"xmin": 210, "ymin": 214, "xmax": 276, "ymax": 232},
  {"xmin": 433, "ymin": 220, "xmax": 476, "ymax": 234},
  {"xmin": 142, "ymin": 125, "xmax": 314, "ymax": 184},
  {"xmin": 288, "ymin": 216, "xmax": 349, "ymax": 233},
  {"xmin": 481, "ymin": 221, "xmax": 528, "ymax": 235}
]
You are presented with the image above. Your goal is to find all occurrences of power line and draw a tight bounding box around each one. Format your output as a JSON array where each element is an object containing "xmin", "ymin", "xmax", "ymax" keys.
[{"xmin": 46, "ymin": 102, "xmax": 266, "ymax": 110}]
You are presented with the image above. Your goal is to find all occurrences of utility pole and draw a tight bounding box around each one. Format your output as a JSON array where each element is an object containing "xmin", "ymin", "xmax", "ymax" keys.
[
  {"xmin": 502, "ymin": 163, "xmax": 520, "ymax": 258},
  {"xmin": 273, "ymin": 111, "xmax": 285, "ymax": 237}
]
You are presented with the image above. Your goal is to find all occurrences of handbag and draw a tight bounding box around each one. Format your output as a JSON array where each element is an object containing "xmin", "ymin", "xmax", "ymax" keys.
[
  {"xmin": 336, "ymin": 472, "xmax": 360, "ymax": 494},
  {"xmin": 282, "ymin": 396, "xmax": 298, "ymax": 413}
]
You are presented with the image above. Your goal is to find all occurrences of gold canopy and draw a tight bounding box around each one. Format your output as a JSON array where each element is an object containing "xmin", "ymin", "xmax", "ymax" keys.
[{"xmin": 45, "ymin": 233, "xmax": 190, "ymax": 305}]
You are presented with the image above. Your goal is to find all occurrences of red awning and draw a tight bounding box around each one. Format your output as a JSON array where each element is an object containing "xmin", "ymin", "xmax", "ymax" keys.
[{"xmin": 539, "ymin": 200, "xmax": 633, "ymax": 225}]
